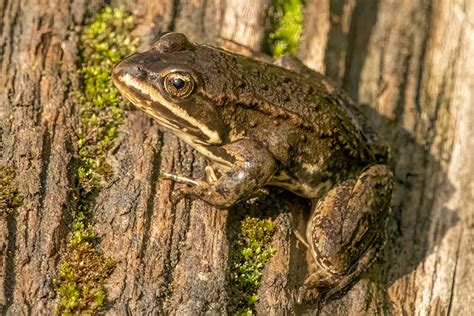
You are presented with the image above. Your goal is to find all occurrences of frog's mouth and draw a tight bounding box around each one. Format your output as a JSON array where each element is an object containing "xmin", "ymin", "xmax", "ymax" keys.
[{"xmin": 113, "ymin": 71, "xmax": 222, "ymax": 146}]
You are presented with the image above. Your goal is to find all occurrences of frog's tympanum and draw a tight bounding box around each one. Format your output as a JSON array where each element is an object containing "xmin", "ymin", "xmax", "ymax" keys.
[{"xmin": 113, "ymin": 33, "xmax": 393, "ymax": 302}]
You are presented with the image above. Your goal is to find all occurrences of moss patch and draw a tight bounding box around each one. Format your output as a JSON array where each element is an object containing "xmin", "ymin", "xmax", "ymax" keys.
[
  {"xmin": 56, "ymin": 223, "xmax": 116, "ymax": 313},
  {"xmin": 231, "ymin": 215, "xmax": 276, "ymax": 314},
  {"xmin": 56, "ymin": 7, "xmax": 138, "ymax": 314},
  {"xmin": 267, "ymin": 0, "xmax": 304, "ymax": 56},
  {"xmin": 0, "ymin": 166, "xmax": 24, "ymax": 212},
  {"xmin": 76, "ymin": 6, "xmax": 139, "ymax": 191}
]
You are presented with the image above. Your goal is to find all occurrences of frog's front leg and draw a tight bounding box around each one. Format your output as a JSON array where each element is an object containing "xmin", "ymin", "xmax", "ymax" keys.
[
  {"xmin": 164, "ymin": 139, "xmax": 277, "ymax": 208},
  {"xmin": 302, "ymin": 164, "xmax": 393, "ymax": 301}
]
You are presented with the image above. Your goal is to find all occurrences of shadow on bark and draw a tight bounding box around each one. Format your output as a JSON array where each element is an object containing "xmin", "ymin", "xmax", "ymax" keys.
[{"xmin": 361, "ymin": 105, "xmax": 458, "ymax": 286}]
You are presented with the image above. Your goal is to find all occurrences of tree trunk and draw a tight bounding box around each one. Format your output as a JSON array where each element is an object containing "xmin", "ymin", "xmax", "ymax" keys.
[{"xmin": 1, "ymin": 0, "xmax": 473, "ymax": 314}]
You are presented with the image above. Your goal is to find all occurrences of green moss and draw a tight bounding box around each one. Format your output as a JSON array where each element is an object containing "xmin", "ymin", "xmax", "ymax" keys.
[
  {"xmin": 76, "ymin": 6, "xmax": 139, "ymax": 191},
  {"xmin": 0, "ymin": 166, "xmax": 24, "ymax": 212},
  {"xmin": 267, "ymin": 0, "xmax": 304, "ymax": 56},
  {"xmin": 56, "ymin": 7, "xmax": 139, "ymax": 314},
  {"xmin": 56, "ymin": 225, "xmax": 116, "ymax": 314},
  {"xmin": 231, "ymin": 216, "xmax": 276, "ymax": 314}
]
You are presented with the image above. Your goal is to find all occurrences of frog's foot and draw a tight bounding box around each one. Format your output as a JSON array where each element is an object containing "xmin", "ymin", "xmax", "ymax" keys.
[
  {"xmin": 161, "ymin": 171, "xmax": 246, "ymax": 208},
  {"xmin": 162, "ymin": 166, "xmax": 220, "ymax": 201},
  {"xmin": 161, "ymin": 172, "xmax": 209, "ymax": 204},
  {"xmin": 294, "ymin": 270, "xmax": 326, "ymax": 304},
  {"xmin": 297, "ymin": 242, "xmax": 381, "ymax": 304},
  {"xmin": 293, "ymin": 229, "xmax": 311, "ymax": 249}
]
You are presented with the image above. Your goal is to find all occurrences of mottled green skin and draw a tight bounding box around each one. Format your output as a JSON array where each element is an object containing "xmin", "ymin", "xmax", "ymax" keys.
[{"xmin": 113, "ymin": 33, "xmax": 393, "ymax": 301}]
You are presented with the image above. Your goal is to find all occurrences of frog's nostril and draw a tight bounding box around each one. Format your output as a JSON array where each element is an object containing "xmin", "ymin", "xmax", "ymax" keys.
[
  {"xmin": 112, "ymin": 62, "xmax": 142, "ymax": 82},
  {"xmin": 128, "ymin": 66, "xmax": 145, "ymax": 79}
]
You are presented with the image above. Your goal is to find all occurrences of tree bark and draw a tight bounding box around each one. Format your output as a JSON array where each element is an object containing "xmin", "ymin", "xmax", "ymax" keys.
[{"xmin": 1, "ymin": 0, "xmax": 473, "ymax": 314}]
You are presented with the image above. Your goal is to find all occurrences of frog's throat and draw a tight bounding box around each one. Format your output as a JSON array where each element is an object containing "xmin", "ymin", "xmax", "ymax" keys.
[{"xmin": 119, "ymin": 73, "xmax": 222, "ymax": 145}]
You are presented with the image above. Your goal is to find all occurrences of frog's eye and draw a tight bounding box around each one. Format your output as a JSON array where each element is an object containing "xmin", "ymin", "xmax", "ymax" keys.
[{"xmin": 163, "ymin": 72, "xmax": 195, "ymax": 98}]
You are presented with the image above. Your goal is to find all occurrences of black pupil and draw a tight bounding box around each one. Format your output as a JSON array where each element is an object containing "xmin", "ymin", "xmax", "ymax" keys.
[{"xmin": 172, "ymin": 78, "xmax": 186, "ymax": 89}]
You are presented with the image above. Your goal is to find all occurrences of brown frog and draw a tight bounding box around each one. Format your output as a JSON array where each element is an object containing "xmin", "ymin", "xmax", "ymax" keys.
[{"xmin": 112, "ymin": 32, "xmax": 393, "ymax": 301}]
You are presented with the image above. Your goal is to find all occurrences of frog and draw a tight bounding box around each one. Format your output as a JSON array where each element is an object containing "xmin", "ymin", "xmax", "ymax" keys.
[{"xmin": 112, "ymin": 32, "xmax": 393, "ymax": 302}]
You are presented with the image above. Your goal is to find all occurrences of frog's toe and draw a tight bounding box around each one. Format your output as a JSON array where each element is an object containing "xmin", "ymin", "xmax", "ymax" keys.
[
  {"xmin": 161, "ymin": 172, "xmax": 199, "ymax": 186},
  {"xmin": 296, "ymin": 269, "xmax": 341, "ymax": 304},
  {"xmin": 294, "ymin": 283, "xmax": 323, "ymax": 305},
  {"xmin": 169, "ymin": 187, "xmax": 186, "ymax": 205},
  {"xmin": 294, "ymin": 286, "xmax": 306, "ymax": 304}
]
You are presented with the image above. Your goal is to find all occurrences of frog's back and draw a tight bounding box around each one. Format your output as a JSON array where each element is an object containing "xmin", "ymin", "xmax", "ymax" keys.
[
  {"xmin": 220, "ymin": 49, "xmax": 387, "ymax": 162},
  {"xmin": 191, "ymin": 44, "xmax": 388, "ymax": 164}
]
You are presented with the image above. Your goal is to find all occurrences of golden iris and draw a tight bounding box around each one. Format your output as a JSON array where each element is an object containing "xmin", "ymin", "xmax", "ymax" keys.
[{"xmin": 164, "ymin": 72, "xmax": 195, "ymax": 98}]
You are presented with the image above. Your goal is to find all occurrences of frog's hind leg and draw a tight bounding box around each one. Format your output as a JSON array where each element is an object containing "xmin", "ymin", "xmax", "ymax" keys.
[{"xmin": 301, "ymin": 164, "xmax": 393, "ymax": 302}]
